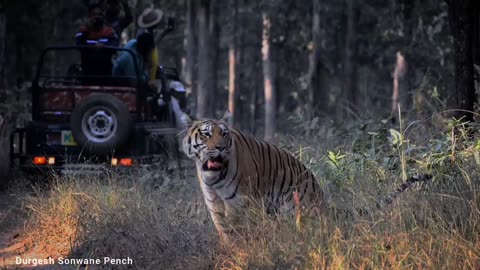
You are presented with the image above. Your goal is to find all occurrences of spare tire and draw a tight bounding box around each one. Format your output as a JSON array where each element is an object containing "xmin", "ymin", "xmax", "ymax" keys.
[{"xmin": 70, "ymin": 94, "xmax": 132, "ymax": 155}]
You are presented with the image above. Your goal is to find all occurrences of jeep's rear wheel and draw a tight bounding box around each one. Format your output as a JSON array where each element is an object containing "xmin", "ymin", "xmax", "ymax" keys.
[{"xmin": 71, "ymin": 94, "xmax": 131, "ymax": 155}]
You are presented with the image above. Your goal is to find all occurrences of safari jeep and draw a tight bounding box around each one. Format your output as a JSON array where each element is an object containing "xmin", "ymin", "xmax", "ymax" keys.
[{"xmin": 10, "ymin": 46, "xmax": 181, "ymax": 174}]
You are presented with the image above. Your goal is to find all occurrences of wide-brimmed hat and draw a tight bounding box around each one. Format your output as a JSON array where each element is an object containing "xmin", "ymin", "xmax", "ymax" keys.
[{"xmin": 138, "ymin": 7, "xmax": 164, "ymax": 28}]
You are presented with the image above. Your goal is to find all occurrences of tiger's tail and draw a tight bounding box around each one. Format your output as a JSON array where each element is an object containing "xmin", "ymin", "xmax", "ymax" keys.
[{"xmin": 377, "ymin": 174, "xmax": 432, "ymax": 209}]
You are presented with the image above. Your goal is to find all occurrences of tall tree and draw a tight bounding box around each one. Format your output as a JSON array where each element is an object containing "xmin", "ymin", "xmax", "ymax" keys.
[
  {"xmin": 472, "ymin": 4, "xmax": 480, "ymax": 89},
  {"xmin": 400, "ymin": 0, "xmax": 415, "ymax": 110},
  {"xmin": 0, "ymin": 114, "xmax": 9, "ymax": 185},
  {"xmin": 0, "ymin": 0, "xmax": 6, "ymax": 100},
  {"xmin": 208, "ymin": 0, "xmax": 220, "ymax": 114},
  {"xmin": 446, "ymin": 0, "xmax": 476, "ymax": 123},
  {"xmin": 343, "ymin": 0, "xmax": 358, "ymax": 116},
  {"xmin": 228, "ymin": 0, "xmax": 239, "ymax": 126},
  {"xmin": 196, "ymin": 0, "xmax": 217, "ymax": 119},
  {"xmin": 392, "ymin": 51, "xmax": 407, "ymax": 115},
  {"xmin": 306, "ymin": 0, "xmax": 326, "ymax": 120},
  {"xmin": 235, "ymin": 0, "xmax": 259, "ymax": 131},
  {"xmin": 182, "ymin": 0, "xmax": 196, "ymax": 96},
  {"xmin": 262, "ymin": 11, "xmax": 276, "ymax": 141},
  {"xmin": 0, "ymin": 1, "xmax": 9, "ymax": 183}
]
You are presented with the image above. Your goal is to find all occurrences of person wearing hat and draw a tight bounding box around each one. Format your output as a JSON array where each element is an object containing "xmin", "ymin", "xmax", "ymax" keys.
[
  {"xmin": 136, "ymin": 7, "xmax": 187, "ymax": 128},
  {"xmin": 137, "ymin": 7, "xmax": 175, "ymax": 81}
]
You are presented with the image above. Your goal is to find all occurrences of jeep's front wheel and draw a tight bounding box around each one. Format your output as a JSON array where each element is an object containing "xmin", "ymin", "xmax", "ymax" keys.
[{"xmin": 71, "ymin": 94, "xmax": 131, "ymax": 155}]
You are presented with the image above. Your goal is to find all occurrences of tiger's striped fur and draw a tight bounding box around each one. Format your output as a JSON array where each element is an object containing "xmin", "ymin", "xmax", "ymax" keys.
[{"xmin": 182, "ymin": 113, "xmax": 325, "ymax": 242}]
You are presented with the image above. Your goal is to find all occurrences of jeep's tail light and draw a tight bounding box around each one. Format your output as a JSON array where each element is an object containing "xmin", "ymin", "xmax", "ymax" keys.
[
  {"xmin": 33, "ymin": 156, "xmax": 46, "ymax": 165},
  {"xmin": 111, "ymin": 158, "xmax": 133, "ymax": 167},
  {"xmin": 119, "ymin": 158, "xmax": 133, "ymax": 167},
  {"xmin": 47, "ymin": 157, "xmax": 55, "ymax": 165},
  {"xmin": 111, "ymin": 158, "xmax": 118, "ymax": 166}
]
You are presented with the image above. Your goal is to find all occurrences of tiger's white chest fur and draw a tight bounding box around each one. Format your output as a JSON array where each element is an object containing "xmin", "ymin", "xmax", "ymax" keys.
[{"xmin": 195, "ymin": 143, "xmax": 245, "ymax": 206}]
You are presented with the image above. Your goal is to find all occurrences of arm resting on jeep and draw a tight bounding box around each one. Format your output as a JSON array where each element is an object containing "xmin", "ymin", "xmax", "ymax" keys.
[
  {"xmin": 75, "ymin": 29, "xmax": 88, "ymax": 45},
  {"xmin": 99, "ymin": 28, "xmax": 119, "ymax": 46},
  {"xmin": 75, "ymin": 27, "xmax": 119, "ymax": 46}
]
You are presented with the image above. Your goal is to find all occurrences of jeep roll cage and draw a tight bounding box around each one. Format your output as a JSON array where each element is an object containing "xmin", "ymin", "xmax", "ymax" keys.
[{"xmin": 32, "ymin": 45, "xmax": 147, "ymax": 121}]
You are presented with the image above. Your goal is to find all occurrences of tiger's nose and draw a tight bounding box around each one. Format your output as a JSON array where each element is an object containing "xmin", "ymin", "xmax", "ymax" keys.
[{"xmin": 216, "ymin": 146, "xmax": 225, "ymax": 151}]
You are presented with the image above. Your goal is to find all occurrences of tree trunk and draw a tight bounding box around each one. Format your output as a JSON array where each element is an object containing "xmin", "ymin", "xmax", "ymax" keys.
[
  {"xmin": 228, "ymin": 0, "xmax": 239, "ymax": 126},
  {"xmin": 447, "ymin": 0, "xmax": 476, "ymax": 123},
  {"xmin": 208, "ymin": 0, "xmax": 219, "ymax": 116},
  {"xmin": 401, "ymin": 0, "xmax": 415, "ymax": 110},
  {"xmin": 473, "ymin": 4, "xmax": 480, "ymax": 92},
  {"xmin": 392, "ymin": 51, "xmax": 407, "ymax": 116},
  {"xmin": 262, "ymin": 12, "xmax": 276, "ymax": 141},
  {"xmin": 196, "ymin": 0, "xmax": 213, "ymax": 119},
  {"xmin": 182, "ymin": 0, "xmax": 196, "ymax": 96},
  {"xmin": 306, "ymin": 0, "xmax": 329, "ymax": 119},
  {"xmin": 237, "ymin": 0, "xmax": 249, "ymax": 130},
  {"xmin": 0, "ymin": 3, "xmax": 9, "ymax": 182},
  {"xmin": 0, "ymin": 2, "xmax": 6, "ymax": 100},
  {"xmin": 0, "ymin": 115, "xmax": 10, "ymax": 182},
  {"xmin": 343, "ymin": 0, "xmax": 358, "ymax": 116}
]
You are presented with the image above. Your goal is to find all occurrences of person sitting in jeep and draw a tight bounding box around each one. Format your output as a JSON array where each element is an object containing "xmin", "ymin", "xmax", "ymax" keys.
[
  {"xmin": 112, "ymin": 31, "xmax": 155, "ymax": 84},
  {"xmin": 103, "ymin": 0, "xmax": 133, "ymax": 41},
  {"xmin": 137, "ymin": 7, "xmax": 175, "ymax": 81},
  {"xmin": 76, "ymin": 3, "xmax": 118, "ymax": 46},
  {"xmin": 137, "ymin": 7, "xmax": 187, "ymax": 128},
  {"xmin": 76, "ymin": 3, "xmax": 119, "ymax": 83}
]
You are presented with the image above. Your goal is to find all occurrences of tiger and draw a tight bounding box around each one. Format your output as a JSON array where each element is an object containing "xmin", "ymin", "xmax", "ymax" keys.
[
  {"xmin": 182, "ymin": 111, "xmax": 325, "ymax": 242},
  {"xmin": 181, "ymin": 111, "xmax": 431, "ymax": 242}
]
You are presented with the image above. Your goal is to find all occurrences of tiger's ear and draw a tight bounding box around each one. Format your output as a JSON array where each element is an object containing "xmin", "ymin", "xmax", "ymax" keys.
[{"xmin": 220, "ymin": 110, "xmax": 232, "ymax": 124}]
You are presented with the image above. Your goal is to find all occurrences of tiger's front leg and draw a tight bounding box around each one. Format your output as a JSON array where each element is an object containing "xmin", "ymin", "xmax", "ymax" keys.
[
  {"xmin": 203, "ymin": 190, "xmax": 238, "ymax": 243},
  {"xmin": 209, "ymin": 196, "xmax": 250, "ymax": 244}
]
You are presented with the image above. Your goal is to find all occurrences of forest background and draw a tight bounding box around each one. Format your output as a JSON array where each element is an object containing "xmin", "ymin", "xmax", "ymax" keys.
[{"xmin": 1, "ymin": 0, "xmax": 478, "ymax": 137}]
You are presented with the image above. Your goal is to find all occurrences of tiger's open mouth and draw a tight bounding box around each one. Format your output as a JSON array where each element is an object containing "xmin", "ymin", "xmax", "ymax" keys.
[{"xmin": 202, "ymin": 156, "xmax": 225, "ymax": 171}]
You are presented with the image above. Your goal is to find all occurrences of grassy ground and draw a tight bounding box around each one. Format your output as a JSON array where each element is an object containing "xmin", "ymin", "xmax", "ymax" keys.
[{"xmin": 2, "ymin": 117, "xmax": 480, "ymax": 269}]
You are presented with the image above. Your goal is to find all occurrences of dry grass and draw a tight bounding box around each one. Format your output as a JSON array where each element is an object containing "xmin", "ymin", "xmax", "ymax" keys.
[
  {"xmin": 6, "ymin": 119, "xmax": 480, "ymax": 269},
  {"xmin": 12, "ymin": 168, "xmax": 219, "ymax": 269},
  {"xmin": 216, "ymin": 193, "xmax": 480, "ymax": 269}
]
